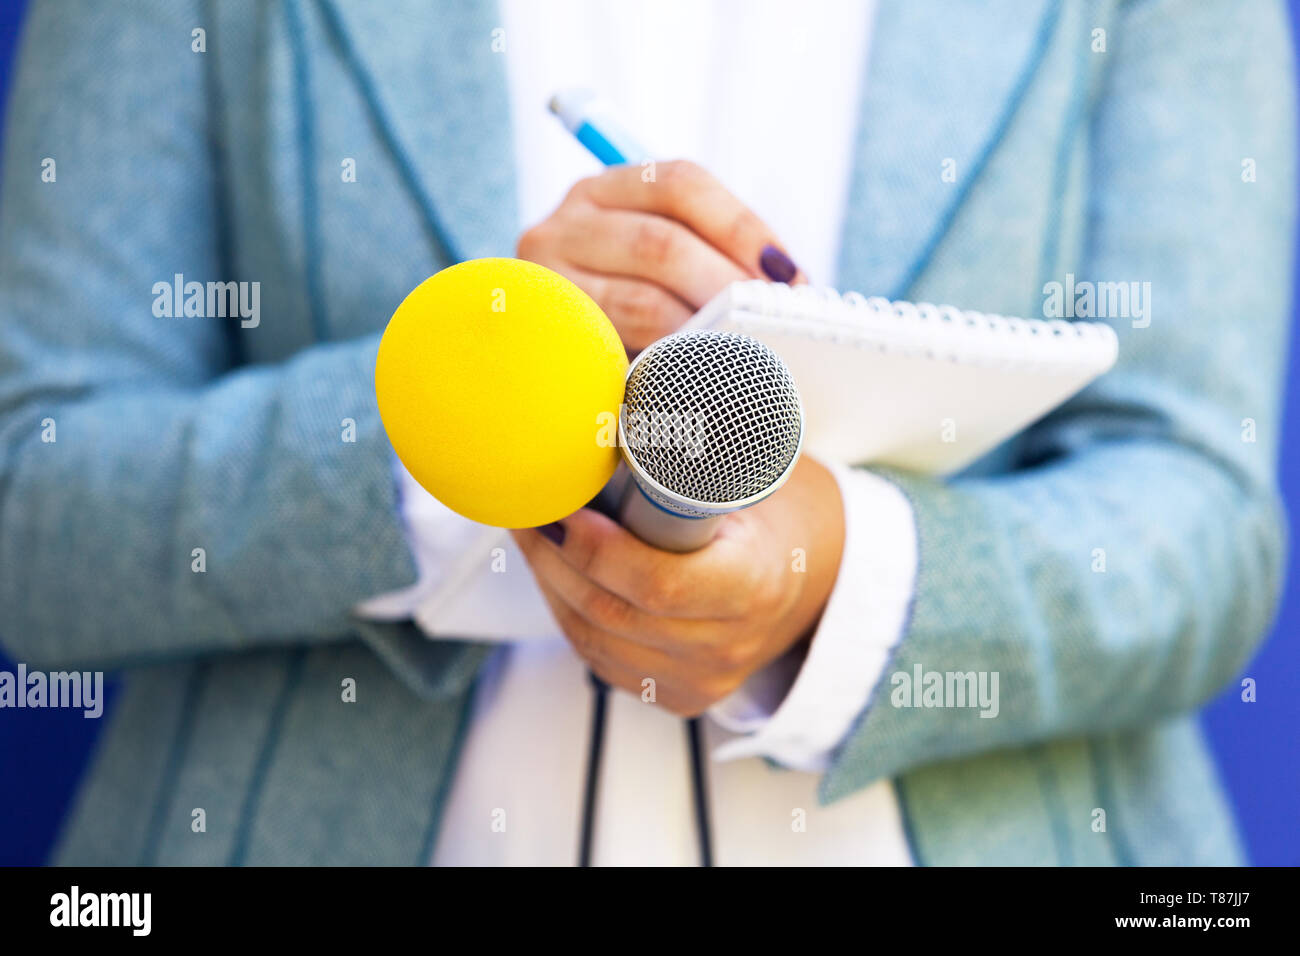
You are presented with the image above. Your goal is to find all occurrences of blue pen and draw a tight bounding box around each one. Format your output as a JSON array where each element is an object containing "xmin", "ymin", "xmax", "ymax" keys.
[
  {"xmin": 548, "ymin": 88, "xmax": 649, "ymax": 166},
  {"xmin": 549, "ymin": 88, "xmax": 801, "ymax": 284}
]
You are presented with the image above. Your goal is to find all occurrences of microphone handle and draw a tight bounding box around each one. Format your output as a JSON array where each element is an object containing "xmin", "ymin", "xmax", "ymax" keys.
[{"xmin": 617, "ymin": 479, "xmax": 721, "ymax": 553}]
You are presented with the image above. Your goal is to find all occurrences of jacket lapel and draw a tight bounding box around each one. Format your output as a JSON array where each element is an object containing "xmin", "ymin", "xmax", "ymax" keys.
[
  {"xmin": 837, "ymin": 0, "xmax": 1059, "ymax": 298},
  {"xmin": 316, "ymin": 0, "xmax": 517, "ymax": 263}
]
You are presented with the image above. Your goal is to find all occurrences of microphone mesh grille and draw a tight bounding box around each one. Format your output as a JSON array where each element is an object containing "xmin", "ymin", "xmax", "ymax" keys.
[{"xmin": 621, "ymin": 330, "xmax": 803, "ymax": 505}]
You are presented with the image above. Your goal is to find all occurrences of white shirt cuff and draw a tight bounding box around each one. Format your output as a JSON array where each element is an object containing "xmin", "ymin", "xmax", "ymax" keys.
[
  {"xmin": 709, "ymin": 461, "xmax": 918, "ymax": 771},
  {"xmin": 354, "ymin": 455, "xmax": 560, "ymax": 641}
]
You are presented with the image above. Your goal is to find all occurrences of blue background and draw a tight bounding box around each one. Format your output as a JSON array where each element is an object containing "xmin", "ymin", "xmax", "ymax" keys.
[{"xmin": 0, "ymin": 3, "xmax": 1296, "ymax": 865}]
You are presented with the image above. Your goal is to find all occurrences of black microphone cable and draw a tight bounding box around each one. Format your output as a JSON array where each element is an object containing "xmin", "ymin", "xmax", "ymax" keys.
[
  {"xmin": 577, "ymin": 671, "xmax": 608, "ymax": 868},
  {"xmin": 684, "ymin": 715, "xmax": 715, "ymax": 867},
  {"xmin": 578, "ymin": 672, "xmax": 714, "ymax": 867}
]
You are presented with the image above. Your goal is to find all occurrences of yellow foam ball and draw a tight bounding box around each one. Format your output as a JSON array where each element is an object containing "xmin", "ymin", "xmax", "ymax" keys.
[{"xmin": 375, "ymin": 258, "xmax": 628, "ymax": 528}]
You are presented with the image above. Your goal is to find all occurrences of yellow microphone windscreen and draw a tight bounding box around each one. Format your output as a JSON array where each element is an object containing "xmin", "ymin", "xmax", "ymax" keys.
[{"xmin": 375, "ymin": 258, "xmax": 628, "ymax": 528}]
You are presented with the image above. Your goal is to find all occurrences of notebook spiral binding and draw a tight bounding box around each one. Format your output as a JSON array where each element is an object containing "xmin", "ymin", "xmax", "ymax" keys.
[{"xmin": 693, "ymin": 280, "xmax": 1120, "ymax": 375}]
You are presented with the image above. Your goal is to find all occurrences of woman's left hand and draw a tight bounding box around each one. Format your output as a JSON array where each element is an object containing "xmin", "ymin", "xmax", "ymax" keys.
[{"xmin": 510, "ymin": 456, "xmax": 846, "ymax": 716}]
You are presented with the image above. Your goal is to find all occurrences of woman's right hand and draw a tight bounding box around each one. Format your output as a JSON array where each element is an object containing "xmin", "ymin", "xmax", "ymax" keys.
[{"xmin": 517, "ymin": 159, "xmax": 803, "ymax": 353}]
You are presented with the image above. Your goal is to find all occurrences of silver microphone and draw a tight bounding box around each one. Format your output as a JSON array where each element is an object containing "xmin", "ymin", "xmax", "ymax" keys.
[{"xmin": 616, "ymin": 329, "xmax": 804, "ymax": 552}]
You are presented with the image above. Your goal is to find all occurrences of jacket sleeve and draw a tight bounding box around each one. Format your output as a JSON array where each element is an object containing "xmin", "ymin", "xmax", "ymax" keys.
[
  {"xmin": 0, "ymin": 0, "xmax": 420, "ymax": 670},
  {"xmin": 822, "ymin": 0, "xmax": 1295, "ymax": 801}
]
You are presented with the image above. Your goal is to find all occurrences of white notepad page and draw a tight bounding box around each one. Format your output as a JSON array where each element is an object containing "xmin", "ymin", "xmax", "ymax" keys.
[{"xmin": 686, "ymin": 281, "xmax": 1119, "ymax": 475}]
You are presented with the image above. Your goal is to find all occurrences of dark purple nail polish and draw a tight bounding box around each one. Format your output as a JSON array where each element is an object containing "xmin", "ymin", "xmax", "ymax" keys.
[
  {"xmin": 539, "ymin": 522, "xmax": 566, "ymax": 546},
  {"xmin": 760, "ymin": 244, "xmax": 798, "ymax": 283}
]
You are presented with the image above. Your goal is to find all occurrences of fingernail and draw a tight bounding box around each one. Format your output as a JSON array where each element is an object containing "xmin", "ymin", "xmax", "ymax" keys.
[
  {"xmin": 539, "ymin": 522, "xmax": 566, "ymax": 546},
  {"xmin": 759, "ymin": 244, "xmax": 798, "ymax": 283}
]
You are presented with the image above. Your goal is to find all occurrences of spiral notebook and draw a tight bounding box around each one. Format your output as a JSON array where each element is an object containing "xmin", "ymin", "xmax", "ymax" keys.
[{"xmin": 685, "ymin": 281, "xmax": 1119, "ymax": 475}]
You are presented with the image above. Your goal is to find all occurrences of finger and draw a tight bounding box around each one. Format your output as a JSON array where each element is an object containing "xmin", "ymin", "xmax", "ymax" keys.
[
  {"xmin": 553, "ymin": 207, "xmax": 750, "ymax": 308},
  {"xmin": 522, "ymin": 508, "xmax": 760, "ymax": 620},
  {"xmin": 579, "ymin": 161, "xmax": 804, "ymax": 283},
  {"xmin": 553, "ymin": 265, "xmax": 694, "ymax": 350},
  {"xmin": 533, "ymin": 578, "xmax": 719, "ymax": 716},
  {"xmin": 528, "ymin": 574, "xmax": 618, "ymax": 676},
  {"xmin": 512, "ymin": 525, "xmax": 724, "ymax": 652},
  {"xmin": 532, "ymin": 575, "xmax": 680, "ymax": 684}
]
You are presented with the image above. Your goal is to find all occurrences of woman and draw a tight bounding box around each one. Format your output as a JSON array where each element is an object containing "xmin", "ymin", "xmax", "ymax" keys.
[{"xmin": 0, "ymin": 0, "xmax": 1291, "ymax": 864}]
